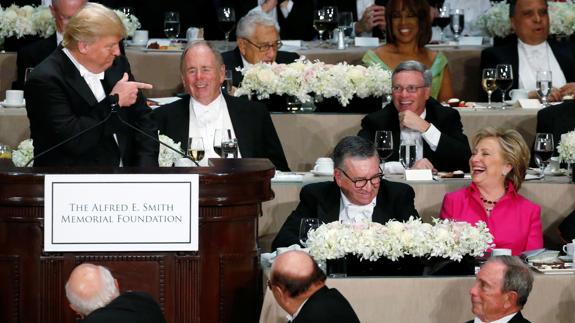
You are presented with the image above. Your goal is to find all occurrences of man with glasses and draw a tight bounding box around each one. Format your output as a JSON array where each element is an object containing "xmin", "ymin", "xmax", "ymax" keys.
[
  {"xmin": 272, "ymin": 136, "xmax": 417, "ymax": 251},
  {"xmin": 358, "ymin": 60, "xmax": 470, "ymax": 172}
]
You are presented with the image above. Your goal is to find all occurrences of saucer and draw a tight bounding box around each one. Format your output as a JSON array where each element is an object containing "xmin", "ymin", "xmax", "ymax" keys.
[
  {"xmin": 559, "ymin": 255, "xmax": 573, "ymax": 262},
  {"xmin": 1, "ymin": 100, "xmax": 25, "ymax": 108},
  {"xmin": 311, "ymin": 169, "xmax": 333, "ymax": 176}
]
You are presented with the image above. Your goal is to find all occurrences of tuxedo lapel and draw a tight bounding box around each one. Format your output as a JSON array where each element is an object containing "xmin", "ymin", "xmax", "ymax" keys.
[
  {"xmin": 508, "ymin": 40, "xmax": 520, "ymax": 90},
  {"xmin": 549, "ymin": 40, "xmax": 575, "ymax": 82},
  {"xmin": 57, "ymin": 49, "xmax": 99, "ymax": 108},
  {"xmin": 175, "ymin": 97, "xmax": 191, "ymax": 151},
  {"xmin": 317, "ymin": 183, "xmax": 342, "ymax": 223}
]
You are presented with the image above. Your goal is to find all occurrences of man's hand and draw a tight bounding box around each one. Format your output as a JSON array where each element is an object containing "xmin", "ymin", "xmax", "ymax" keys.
[
  {"xmin": 261, "ymin": 0, "xmax": 278, "ymax": 13},
  {"xmin": 412, "ymin": 158, "xmax": 436, "ymax": 171},
  {"xmin": 559, "ymin": 82, "xmax": 575, "ymax": 98},
  {"xmin": 355, "ymin": 4, "xmax": 386, "ymax": 34},
  {"xmin": 399, "ymin": 110, "xmax": 430, "ymax": 133},
  {"xmin": 111, "ymin": 73, "xmax": 153, "ymax": 107},
  {"xmin": 529, "ymin": 88, "xmax": 562, "ymax": 102}
]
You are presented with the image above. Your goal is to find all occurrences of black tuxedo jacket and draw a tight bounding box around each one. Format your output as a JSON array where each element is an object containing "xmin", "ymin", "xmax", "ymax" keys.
[
  {"xmin": 292, "ymin": 286, "xmax": 360, "ymax": 323},
  {"xmin": 536, "ymin": 100, "xmax": 575, "ymax": 156},
  {"xmin": 24, "ymin": 48, "xmax": 159, "ymax": 167},
  {"xmin": 465, "ymin": 311, "xmax": 531, "ymax": 323},
  {"xmin": 277, "ymin": 0, "xmax": 315, "ymax": 40},
  {"xmin": 152, "ymin": 94, "xmax": 290, "ymax": 171},
  {"xmin": 15, "ymin": 34, "xmax": 57, "ymax": 90},
  {"xmin": 480, "ymin": 37, "xmax": 575, "ymax": 100},
  {"xmin": 272, "ymin": 180, "xmax": 418, "ymax": 250},
  {"xmin": 81, "ymin": 292, "xmax": 166, "ymax": 323},
  {"xmin": 358, "ymin": 98, "xmax": 471, "ymax": 172}
]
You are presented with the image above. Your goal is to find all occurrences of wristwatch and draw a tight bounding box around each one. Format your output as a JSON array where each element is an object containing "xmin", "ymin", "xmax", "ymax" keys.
[{"xmin": 108, "ymin": 93, "xmax": 119, "ymax": 110}]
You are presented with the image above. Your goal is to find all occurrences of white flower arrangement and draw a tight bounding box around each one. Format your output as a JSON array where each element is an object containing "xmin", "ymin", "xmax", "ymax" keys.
[
  {"xmin": 307, "ymin": 217, "xmax": 494, "ymax": 262},
  {"xmin": 476, "ymin": 2, "xmax": 575, "ymax": 38},
  {"xmin": 158, "ymin": 134, "xmax": 183, "ymax": 167},
  {"xmin": 12, "ymin": 138, "xmax": 33, "ymax": 167},
  {"xmin": 113, "ymin": 9, "xmax": 141, "ymax": 37},
  {"xmin": 235, "ymin": 58, "xmax": 391, "ymax": 107},
  {"xmin": 557, "ymin": 130, "xmax": 575, "ymax": 164}
]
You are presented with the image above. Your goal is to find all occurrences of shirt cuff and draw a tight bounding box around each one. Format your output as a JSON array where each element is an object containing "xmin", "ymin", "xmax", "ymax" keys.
[
  {"xmin": 422, "ymin": 123, "xmax": 441, "ymax": 151},
  {"xmin": 280, "ymin": 0, "xmax": 293, "ymax": 17}
]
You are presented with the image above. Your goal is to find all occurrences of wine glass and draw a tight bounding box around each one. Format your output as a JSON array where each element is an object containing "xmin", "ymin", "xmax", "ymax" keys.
[
  {"xmin": 323, "ymin": 6, "xmax": 338, "ymax": 42},
  {"xmin": 399, "ymin": 139, "xmax": 416, "ymax": 170},
  {"xmin": 213, "ymin": 129, "xmax": 225, "ymax": 157},
  {"xmin": 482, "ymin": 68, "xmax": 497, "ymax": 109},
  {"xmin": 338, "ymin": 11, "xmax": 353, "ymax": 37},
  {"xmin": 217, "ymin": 7, "xmax": 236, "ymax": 49},
  {"xmin": 374, "ymin": 130, "xmax": 393, "ymax": 165},
  {"xmin": 536, "ymin": 70, "xmax": 552, "ymax": 107},
  {"xmin": 449, "ymin": 9, "xmax": 464, "ymax": 41},
  {"xmin": 221, "ymin": 130, "xmax": 238, "ymax": 159},
  {"xmin": 299, "ymin": 218, "xmax": 321, "ymax": 247},
  {"xmin": 164, "ymin": 12, "xmax": 180, "ymax": 40},
  {"xmin": 314, "ymin": 9, "xmax": 330, "ymax": 46},
  {"xmin": 496, "ymin": 64, "xmax": 513, "ymax": 105},
  {"xmin": 119, "ymin": 6, "xmax": 134, "ymax": 16},
  {"xmin": 533, "ymin": 133, "xmax": 554, "ymax": 178},
  {"xmin": 434, "ymin": 4, "xmax": 450, "ymax": 43},
  {"xmin": 187, "ymin": 137, "xmax": 205, "ymax": 163}
]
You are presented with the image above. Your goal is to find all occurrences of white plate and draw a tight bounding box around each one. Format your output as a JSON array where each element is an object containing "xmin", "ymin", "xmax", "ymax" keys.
[
  {"xmin": 310, "ymin": 169, "xmax": 333, "ymax": 176},
  {"xmin": 1, "ymin": 100, "xmax": 25, "ymax": 108},
  {"xmin": 530, "ymin": 263, "xmax": 575, "ymax": 274},
  {"xmin": 559, "ymin": 255, "xmax": 573, "ymax": 262},
  {"xmin": 125, "ymin": 40, "xmax": 147, "ymax": 47}
]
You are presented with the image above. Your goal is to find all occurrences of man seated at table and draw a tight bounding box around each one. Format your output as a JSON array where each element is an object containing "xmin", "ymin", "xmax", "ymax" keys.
[
  {"xmin": 358, "ymin": 60, "xmax": 470, "ymax": 172},
  {"xmin": 535, "ymin": 99, "xmax": 575, "ymax": 157},
  {"xmin": 272, "ymin": 136, "xmax": 417, "ymax": 250},
  {"xmin": 153, "ymin": 40, "xmax": 290, "ymax": 171},
  {"xmin": 269, "ymin": 250, "xmax": 360, "ymax": 323},
  {"xmin": 66, "ymin": 263, "xmax": 166, "ymax": 322},
  {"xmin": 24, "ymin": 3, "xmax": 158, "ymax": 167},
  {"xmin": 468, "ymin": 256, "xmax": 534, "ymax": 323},
  {"xmin": 480, "ymin": 0, "xmax": 575, "ymax": 101}
]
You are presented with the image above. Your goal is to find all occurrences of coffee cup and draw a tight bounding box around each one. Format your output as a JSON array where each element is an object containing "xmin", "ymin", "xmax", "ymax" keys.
[
  {"xmin": 132, "ymin": 30, "xmax": 148, "ymax": 46},
  {"xmin": 313, "ymin": 157, "xmax": 334, "ymax": 173},
  {"xmin": 491, "ymin": 248, "xmax": 512, "ymax": 257},
  {"xmin": 562, "ymin": 243, "xmax": 574, "ymax": 256},
  {"xmin": 5, "ymin": 90, "xmax": 24, "ymax": 105},
  {"xmin": 186, "ymin": 27, "xmax": 203, "ymax": 41},
  {"xmin": 509, "ymin": 89, "xmax": 528, "ymax": 101},
  {"xmin": 547, "ymin": 156, "xmax": 560, "ymax": 173}
]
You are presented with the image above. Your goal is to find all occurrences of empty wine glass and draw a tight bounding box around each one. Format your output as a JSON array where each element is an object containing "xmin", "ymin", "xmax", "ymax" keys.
[
  {"xmin": 299, "ymin": 218, "xmax": 321, "ymax": 247},
  {"xmin": 482, "ymin": 68, "xmax": 497, "ymax": 109},
  {"xmin": 536, "ymin": 70, "xmax": 552, "ymax": 107},
  {"xmin": 496, "ymin": 64, "xmax": 513, "ymax": 105},
  {"xmin": 217, "ymin": 7, "xmax": 236, "ymax": 49},
  {"xmin": 164, "ymin": 11, "xmax": 180, "ymax": 40},
  {"xmin": 374, "ymin": 130, "xmax": 393, "ymax": 165},
  {"xmin": 450, "ymin": 8, "xmax": 464, "ymax": 41},
  {"xmin": 533, "ymin": 133, "xmax": 554, "ymax": 178}
]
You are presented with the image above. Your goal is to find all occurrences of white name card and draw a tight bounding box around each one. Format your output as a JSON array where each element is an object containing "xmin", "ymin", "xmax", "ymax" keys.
[
  {"xmin": 44, "ymin": 174, "xmax": 199, "ymax": 252},
  {"xmin": 354, "ymin": 37, "xmax": 379, "ymax": 47},
  {"xmin": 281, "ymin": 40, "xmax": 302, "ymax": 49},
  {"xmin": 405, "ymin": 169, "xmax": 433, "ymax": 181},
  {"xmin": 457, "ymin": 36, "xmax": 483, "ymax": 46},
  {"xmin": 518, "ymin": 99, "xmax": 542, "ymax": 109}
]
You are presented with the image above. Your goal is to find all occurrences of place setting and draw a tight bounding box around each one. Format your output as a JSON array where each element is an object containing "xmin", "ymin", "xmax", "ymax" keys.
[{"xmin": 1, "ymin": 90, "xmax": 25, "ymax": 108}]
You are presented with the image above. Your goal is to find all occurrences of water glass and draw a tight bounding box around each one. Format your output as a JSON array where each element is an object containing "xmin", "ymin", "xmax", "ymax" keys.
[
  {"xmin": 299, "ymin": 218, "xmax": 321, "ymax": 247},
  {"xmin": 400, "ymin": 141, "xmax": 416, "ymax": 169},
  {"xmin": 222, "ymin": 70, "xmax": 233, "ymax": 95},
  {"xmin": 221, "ymin": 137, "xmax": 238, "ymax": 159},
  {"xmin": 536, "ymin": 70, "xmax": 552, "ymax": 107},
  {"xmin": 164, "ymin": 12, "xmax": 180, "ymax": 39}
]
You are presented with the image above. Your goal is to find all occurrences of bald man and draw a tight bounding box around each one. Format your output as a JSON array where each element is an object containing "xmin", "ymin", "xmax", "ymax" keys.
[
  {"xmin": 269, "ymin": 251, "xmax": 360, "ymax": 323},
  {"xmin": 65, "ymin": 263, "xmax": 166, "ymax": 323}
]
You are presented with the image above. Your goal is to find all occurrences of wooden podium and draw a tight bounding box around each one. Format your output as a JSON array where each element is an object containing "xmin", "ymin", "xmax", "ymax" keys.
[{"xmin": 0, "ymin": 159, "xmax": 275, "ymax": 323}]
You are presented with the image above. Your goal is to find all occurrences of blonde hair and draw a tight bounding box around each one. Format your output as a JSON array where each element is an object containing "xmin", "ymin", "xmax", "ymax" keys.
[
  {"xmin": 62, "ymin": 2, "xmax": 125, "ymax": 48},
  {"xmin": 472, "ymin": 127, "xmax": 530, "ymax": 190}
]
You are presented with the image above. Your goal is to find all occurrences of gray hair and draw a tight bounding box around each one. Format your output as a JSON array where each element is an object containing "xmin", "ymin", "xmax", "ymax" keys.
[
  {"xmin": 487, "ymin": 256, "xmax": 534, "ymax": 308},
  {"xmin": 180, "ymin": 40, "xmax": 224, "ymax": 73},
  {"xmin": 236, "ymin": 11, "xmax": 280, "ymax": 39},
  {"xmin": 65, "ymin": 265, "xmax": 120, "ymax": 316},
  {"xmin": 393, "ymin": 60, "xmax": 432, "ymax": 87},
  {"xmin": 332, "ymin": 136, "xmax": 378, "ymax": 170}
]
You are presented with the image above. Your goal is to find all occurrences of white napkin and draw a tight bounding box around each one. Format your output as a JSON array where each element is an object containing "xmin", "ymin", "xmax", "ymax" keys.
[
  {"xmin": 260, "ymin": 244, "xmax": 309, "ymax": 267},
  {"xmin": 383, "ymin": 161, "xmax": 405, "ymax": 175},
  {"xmin": 272, "ymin": 171, "xmax": 304, "ymax": 182}
]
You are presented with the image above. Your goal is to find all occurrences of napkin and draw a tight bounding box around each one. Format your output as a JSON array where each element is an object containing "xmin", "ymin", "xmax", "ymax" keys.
[
  {"xmin": 383, "ymin": 161, "xmax": 405, "ymax": 175},
  {"xmin": 272, "ymin": 171, "xmax": 304, "ymax": 182}
]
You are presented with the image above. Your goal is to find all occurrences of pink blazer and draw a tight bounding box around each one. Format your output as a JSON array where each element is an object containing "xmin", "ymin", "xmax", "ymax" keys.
[{"xmin": 439, "ymin": 183, "xmax": 543, "ymax": 256}]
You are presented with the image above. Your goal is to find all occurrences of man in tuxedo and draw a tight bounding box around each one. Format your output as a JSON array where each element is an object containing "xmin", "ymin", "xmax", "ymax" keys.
[
  {"xmin": 272, "ymin": 136, "xmax": 418, "ymax": 250},
  {"xmin": 153, "ymin": 41, "xmax": 290, "ymax": 171},
  {"xmin": 25, "ymin": 3, "xmax": 158, "ymax": 167},
  {"xmin": 269, "ymin": 250, "xmax": 360, "ymax": 323},
  {"xmin": 66, "ymin": 263, "xmax": 166, "ymax": 323},
  {"xmin": 249, "ymin": 0, "xmax": 315, "ymax": 40},
  {"xmin": 467, "ymin": 256, "xmax": 534, "ymax": 323},
  {"xmin": 358, "ymin": 60, "xmax": 470, "ymax": 172},
  {"xmin": 480, "ymin": 0, "xmax": 575, "ymax": 101}
]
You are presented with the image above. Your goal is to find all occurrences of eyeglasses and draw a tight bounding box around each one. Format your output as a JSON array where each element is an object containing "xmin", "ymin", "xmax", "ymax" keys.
[
  {"xmin": 337, "ymin": 168, "xmax": 383, "ymax": 189},
  {"xmin": 391, "ymin": 85, "xmax": 427, "ymax": 93},
  {"xmin": 243, "ymin": 38, "xmax": 283, "ymax": 52}
]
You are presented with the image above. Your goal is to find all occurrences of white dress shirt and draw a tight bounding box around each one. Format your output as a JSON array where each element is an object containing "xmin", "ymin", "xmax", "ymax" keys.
[
  {"xmin": 338, "ymin": 192, "xmax": 377, "ymax": 224},
  {"xmin": 517, "ymin": 39, "xmax": 566, "ymax": 91},
  {"xmin": 250, "ymin": 0, "xmax": 293, "ymax": 23},
  {"xmin": 473, "ymin": 312, "xmax": 518, "ymax": 323},
  {"xmin": 399, "ymin": 109, "xmax": 441, "ymax": 162},
  {"xmin": 62, "ymin": 48, "xmax": 105, "ymax": 102},
  {"xmin": 56, "ymin": 31, "xmax": 63, "ymax": 46}
]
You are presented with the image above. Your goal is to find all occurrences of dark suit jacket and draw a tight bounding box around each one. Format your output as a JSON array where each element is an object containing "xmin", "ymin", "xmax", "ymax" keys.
[
  {"xmin": 465, "ymin": 311, "xmax": 531, "ymax": 323},
  {"xmin": 277, "ymin": 0, "xmax": 315, "ymax": 40},
  {"xmin": 81, "ymin": 292, "xmax": 166, "ymax": 323},
  {"xmin": 24, "ymin": 48, "xmax": 159, "ymax": 167},
  {"xmin": 536, "ymin": 100, "xmax": 575, "ymax": 156},
  {"xmin": 480, "ymin": 37, "xmax": 575, "ymax": 100},
  {"xmin": 292, "ymin": 286, "xmax": 360, "ymax": 323},
  {"xmin": 152, "ymin": 94, "xmax": 290, "ymax": 171},
  {"xmin": 358, "ymin": 98, "xmax": 471, "ymax": 172},
  {"xmin": 14, "ymin": 34, "xmax": 57, "ymax": 90},
  {"xmin": 272, "ymin": 180, "xmax": 418, "ymax": 250}
]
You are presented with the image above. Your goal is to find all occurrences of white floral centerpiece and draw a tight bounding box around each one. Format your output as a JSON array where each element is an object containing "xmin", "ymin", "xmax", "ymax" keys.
[
  {"xmin": 158, "ymin": 134, "xmax": 183, "ymax": 167},
  {"xmin": 12, "ymin": 138, "xmax": 33, "ymax": 167},
  {"xmin": 476, "ymin": 2, "xmax": 575, "ymax": 38},
  {"xmin": 113, "ymin": 9, "xmax": 141, "ymax": 37},
  {"xmin": 307, "ymin": 217, "xmax": 494, "ymax": 262},
  {"xmin": 235, "ymin": 58, "xmax": 391, "ymax": 107},
  {"xmin": 557, "ymin": 130, "xmax": 575, "ymax": 164}
]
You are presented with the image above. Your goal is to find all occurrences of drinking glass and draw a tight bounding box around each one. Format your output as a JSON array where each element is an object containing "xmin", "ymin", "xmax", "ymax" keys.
[
  {"xmin": 221, "ymin": 130, "xmax": 238, "ymax": 159},
  {"xmin": 323, "ymin": 6, "xmax": 338, "ymax": 42},
  {"xmin": 217, "ymin": 7, "xmax": 236, "ymax": 49},
  {"xmin": 482, "ymin": 68, "xmax": 497, "ymax": 109},
  {"xmin": 0, "ymin": 143, "xmax": 12, "ymax": 160},
  {"xmin": 164, "ymin": 12, "xmax": 180, "ymax": 40},
  {"xmin": 374, "ymin": 130, "xmax": 393, "ymax": 165},
  {"xmin": 222, "ymin": 70, "xmax": 233, "ymax": 95},
  {"xmin": 399, "ymin": 140, "xmax": 416, "ymax": 170},
  {"xmin": 213, "ymin": 129, "xmax": 225, "ymax": 157},
  {"xmin": 536, "ymin": 70, "xmax": 552, "ymax": 107},
  {"xmin": 338, "ymin": 11, "xmax": 353, "ymax": 38},
  {"xmin": 496, "ymin": 64, "xmax": 513, "ymax": 104},
  {"xmin": 119, "ymin": 6, "xmax": 134, "ymax": 16},
  {"xmin": 434, "ymin": 4, "xmax": 450, "ymax": 42},
  {"xmin": 533, "ymin": 133, "xmax": 554, "ymax": 177},
  {"xmin": 299, "ymin": 218, "xmax": 321, "ymax": 247},
  {"xmin": 187, "ymin": 137, "xmax": 205, "ymax": 162},
  {"xmin": 314, "ymin": 9, "xmax": 330, "ymax": 45},
  {"xmin": 449, "ymin": 9, "xmax": 464, "ymax": 41}
]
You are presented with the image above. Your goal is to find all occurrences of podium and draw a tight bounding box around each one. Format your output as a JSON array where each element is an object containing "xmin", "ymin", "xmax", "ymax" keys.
[{"xmin": 0, "ymin": 159, "xmax": 275, "ymax": 323}]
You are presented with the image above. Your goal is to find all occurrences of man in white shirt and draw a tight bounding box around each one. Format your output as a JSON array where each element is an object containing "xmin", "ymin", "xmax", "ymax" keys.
[
  {"xmin": 480, "ymin": 0, "xmax": 575, "ymax": 102},
  {"xmin": 153, "ymin": 40, "xmax": 290, "ymax": 170},
  {"xmin": 467, "ymin": 256, "xmax": 534, "ymax": 323}
]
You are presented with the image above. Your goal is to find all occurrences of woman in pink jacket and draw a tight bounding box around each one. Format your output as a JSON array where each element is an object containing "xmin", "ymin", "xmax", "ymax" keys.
[{"xmin": 440, "ymin": 127, "xmax": 543, "ymax": 255}]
